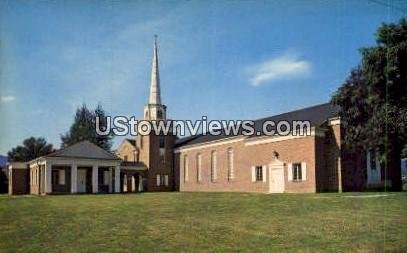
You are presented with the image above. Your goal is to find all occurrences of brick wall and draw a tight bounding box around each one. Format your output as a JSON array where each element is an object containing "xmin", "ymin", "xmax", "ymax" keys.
[
  {"xmin": 10, "ymin": 169, "xmax": 29, "ymax": 195},
  {"xmin": 176, "ymin": 135, "xmax": 319, "ymax": 193}
]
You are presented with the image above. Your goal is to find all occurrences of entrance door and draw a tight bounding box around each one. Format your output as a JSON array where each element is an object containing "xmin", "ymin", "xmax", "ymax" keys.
[
  {"xmin": 269, "ymin": 159, "xmax": 285, "ymax": 193},
  {"xmin": 77, "ymin": 169, "xmax": 87, "ymax": 193}
]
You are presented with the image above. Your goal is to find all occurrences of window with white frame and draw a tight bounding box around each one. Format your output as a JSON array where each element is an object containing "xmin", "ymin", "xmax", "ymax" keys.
[
  {"xmin": 292, "ymin": 163, "xmax": 302, "ymax": 181},
  {"xmin": 58, "ymin": 169, "xmax": 65, "ymax": 185},
  {"xmin": 196, "ymin": 153, "xmax": 202, "ymax": 182},
  {"xmin": 227, "ymin": 148, "xmax": 234, "ymax": 180},
  {"xmin": 211, "ymin": 151, "xmax": 217, "ymax": 182},
  {"xmin": 255, "ymin": 166, "xmax": 263, "ymax": 181},
  {"xmin": 156, "ymin": 174, "xmax": 161, "ymax": 186},
  {"xmin": 164, "ymin": 175, "xmax": 169, "ymax": 186},
  {"xmin": 184, "ymin": 155, "xmax": 189, "ymax": 182}
]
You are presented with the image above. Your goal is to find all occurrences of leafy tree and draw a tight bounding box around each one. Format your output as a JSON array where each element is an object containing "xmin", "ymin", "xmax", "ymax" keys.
[
  {"xmin": 7, "ymin": 137, "xmax": 54, "ymax": 162},
  {"xmin": 332, "ymin": 19, "xmax": 407, "ymax": 190},
  {"xmin": 61, "ymin": 104, "xmax": 113, "ymax": 151}
]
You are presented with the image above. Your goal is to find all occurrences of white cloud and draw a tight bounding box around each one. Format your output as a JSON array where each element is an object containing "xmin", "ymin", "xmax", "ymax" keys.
[
  {"xmin": 1, "ymin": 95, "xmax": 16, "ymax": 103},
  {"xmin": 247, "ymin": 53, "xmax": 311, "ymax": 86}
]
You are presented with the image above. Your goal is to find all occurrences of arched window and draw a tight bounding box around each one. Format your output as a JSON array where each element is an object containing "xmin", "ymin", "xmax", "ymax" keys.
[
  {"xmin": 227, "ymin": 148, "xmax": 234, "ymax": 180},
  {"xmin": 196, "ymin": 153, "xmax": 202, "ymax": 182},
  {"xmin": 211, "ymin": 151, "xmax": 217, "ymax": 182},
  {"xmin": 183, "ymin": 155, "xmax": 189, "ymax": 182}
]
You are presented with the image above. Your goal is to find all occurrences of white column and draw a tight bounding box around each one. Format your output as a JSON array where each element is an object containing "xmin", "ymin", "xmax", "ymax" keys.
[
  {"xmin": 108, "ymin": 168, "xmax": 113, "ymax": 193},
  {"xmin": 45, "ymin": 161, "xmax": 52, "ymax": 194},
  {"xmin": 71, "ymin": 161, "xmax": 77, "ymax": 193},
  {"xmin": 114, "ymin": 165, "xmax": 120, "ymax": 193},
  {"xmin": 92, "ymin": 164, "xmax": 98, "ymax": 193}
]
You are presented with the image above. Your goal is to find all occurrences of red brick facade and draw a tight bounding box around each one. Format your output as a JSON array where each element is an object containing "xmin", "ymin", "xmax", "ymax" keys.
[{"xmin": 174, "ymin": 121, "xmax": 369, "ymax": 193}]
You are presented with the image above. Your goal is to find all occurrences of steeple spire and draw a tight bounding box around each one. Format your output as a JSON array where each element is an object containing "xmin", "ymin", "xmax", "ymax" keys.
[{"xmin": 149, "ymin": 35, "xmax": 161, "ymax": 105}]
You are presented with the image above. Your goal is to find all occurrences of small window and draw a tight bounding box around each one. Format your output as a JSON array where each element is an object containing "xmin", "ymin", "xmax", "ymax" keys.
[
  {"xmin": 59, "ymin": 170, "xmax": 65, "ymax": 185},
  {"xmin": 164, "ymin": 175, "xmax": 169, "ymax": 186},
  {"xmin": 157, "ymin": 110, "xmax": 163, "ymax": 119},
  {"xmin": 124, "ymin": 155, "xmax": 128, "ymax": 162},
  {"xmin": 255, "ymin": 166, "xmax": 263, "ymax": 181},
  {"xmin": 293, "ymin": 163, "xmax": 302, "ymax": 181},
  {"xmin": 156, "ymin": 174, "xmax": 161, "ymax": 186},
  {"xmin": 160, "ymin": 175, "xmax": 166, "ymax": 186}
]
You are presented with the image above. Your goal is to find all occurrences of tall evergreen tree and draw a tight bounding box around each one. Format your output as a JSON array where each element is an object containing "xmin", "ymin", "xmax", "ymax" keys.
[
  {"xmin": 332, "ymin": 19, "xmax": 407, "ymax": 190},
  {"xmin": 7, "ymin": 137, "xmax": 54, "ymax": 162},
  {"xmin": 61, "ymin": 104, "xmax": 113, "ymax": 151}
]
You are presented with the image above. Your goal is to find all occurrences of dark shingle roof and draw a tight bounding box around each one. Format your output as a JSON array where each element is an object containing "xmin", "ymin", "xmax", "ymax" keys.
[
  {"xmin": 46, "ymin": 141, "xmax": 120, "ymax": 160},
  {"xmin": 175, "ymin": 103, "xmax": 339, "ymax": 148}
]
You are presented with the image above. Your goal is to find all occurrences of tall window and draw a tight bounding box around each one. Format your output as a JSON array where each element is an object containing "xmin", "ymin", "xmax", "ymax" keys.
[
  {"xmin": 293, "ymin": 163, "xmax": 302, "ymax": 180},
  {"xmin": 196, "ymin": 154, "xmax": 202, "ymax": 182},
  {"xmin": 159, "ymin": 136, "xmax": 165, "ymax": 148},
  {"xmin": 255, "ymin": 166, "xmax": 263, "ymax": 181},
  {"xmin": 211, "ymin": 151, "xmax": 217, "ymax": 182},
  {"xmin": 124, "ymin": 155, "xmax": 128, "ymax": 161},
  {"xmin": 184, "ymin": 155, "xmax": 189, "ymax": 182},
  {"xmin": 227, "ymin": 148, "xmax": 234, "ymax": 181},
  {"xmin": 159, "ymin": 136, "xmax": 165, "ymax": 158}
]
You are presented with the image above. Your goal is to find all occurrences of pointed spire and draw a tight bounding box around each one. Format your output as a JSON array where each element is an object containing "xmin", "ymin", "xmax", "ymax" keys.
[{"xmin": 149, "ymin": 35, "xmax": 161, "ymax": 105}]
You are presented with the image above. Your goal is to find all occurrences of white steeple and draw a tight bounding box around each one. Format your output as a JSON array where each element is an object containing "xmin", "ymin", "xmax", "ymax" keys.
[
  {"xmin": 149, "ymin": 35, "xmax": 161, "ymax": 105},
  {"xmin": 144, "ymin": 35, "xmax": 166, "ymax": 120}
]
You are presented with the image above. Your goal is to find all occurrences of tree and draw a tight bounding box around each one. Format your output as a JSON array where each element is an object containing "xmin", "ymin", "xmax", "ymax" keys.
[
  {"xmin": 61, "ymin": 104, "xmax": 113, "ymax": 151},
  {"xmin": 7, "ymin": 137, "xmax": 54, "ymax": 162},
  {"xmin": 332, "ymin": 19, "xmax": 407, "ymax": 191}
]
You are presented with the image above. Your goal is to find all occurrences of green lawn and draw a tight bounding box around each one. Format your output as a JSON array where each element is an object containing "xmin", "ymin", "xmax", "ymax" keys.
[{"xmin": 0, "ymin": 192, "xmax": 406, "ymax": 253}]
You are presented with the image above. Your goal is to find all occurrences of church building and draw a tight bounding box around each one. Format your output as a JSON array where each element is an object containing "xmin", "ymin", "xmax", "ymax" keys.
[{"xmin": 7, "ymin": 38, "xmax": 397, "ymax": 195}]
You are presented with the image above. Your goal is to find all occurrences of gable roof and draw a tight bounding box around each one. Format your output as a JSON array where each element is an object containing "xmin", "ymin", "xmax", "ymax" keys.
[
  {"xmin": 45, "ymin": 141, "xmax": 120, "ymax": 160},
  {"xmin": 175, "ymin": 102, "xmax": 340, "ymax": 147},
  {"xmin": 125, "ymin": 138, "xmax": 136, "ymax": 147}
]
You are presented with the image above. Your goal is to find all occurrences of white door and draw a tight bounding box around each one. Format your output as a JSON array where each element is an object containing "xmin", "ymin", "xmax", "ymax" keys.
[
  {"xmin": 77, "ymin": 169, "xmax": 87, "ymax": 193},
  {"xmin": 269, "ymin": 160, "xmax": 285, "ymax": 193}
]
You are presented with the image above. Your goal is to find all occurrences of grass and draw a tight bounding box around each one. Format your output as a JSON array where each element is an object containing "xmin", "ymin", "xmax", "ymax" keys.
[{"xmin": 0, "ymin": 192, "xmax": 406, "ymax": 253}]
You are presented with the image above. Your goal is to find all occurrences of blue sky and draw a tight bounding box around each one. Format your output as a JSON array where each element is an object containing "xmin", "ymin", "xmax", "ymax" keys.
[{"xmin": 0, "ymin": 0, "xmax": 405, "ymax": 154}]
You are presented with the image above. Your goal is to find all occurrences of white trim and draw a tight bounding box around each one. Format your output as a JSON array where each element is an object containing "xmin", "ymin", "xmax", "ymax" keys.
[
  {"xmin": 114, "ymin": 165, "xmax": 120, "ymax": 193},
  {"xmin": 174, "ymin": 136, "xmax": 245, "ymax": 153},
  {"xmin": 92, "ymin": 164, "xmax": 98, "ymax": 193},
  {"xmin": 156, "ymin": 174, "xmax": 161, "ymax": 186},
  {"xmin": 328, "ymin": 117, "xmax": 340, "ymax": 126},
  {"xmin": 262, "ymin": 165, "xmax": 267, "ymax": 182},
  {"xmin": 287, "ymin": 163, "xmax": 293, "ymax": 181},
  {"xmin": 7, "ymin": 162, "xmax": 28, "ymax": 169},
  {"xmin": 301, "ymin": 162, "xmax": 307, "ymax": 181},
  {"xmin": 245, "ymin": 128, "xmax": 324, "ymax": 146},
  {"xmin": 71, "ymin": 162, "xmax": 77, "ymax": 193},
  {"xmin": 45, "ymin": 161, "xmax": 52, "ymax": 193},
  {"xmin": 29, "ymin": 157, "xmax": 120, "ymax": 167},
  {"xmin": 164, "ymin": 175, "xmax": 169, "ymax": 186}
]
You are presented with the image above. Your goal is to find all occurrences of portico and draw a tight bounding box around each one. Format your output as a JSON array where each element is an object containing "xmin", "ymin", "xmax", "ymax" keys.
[{"xmin": 28, "ymin": 141, "xmax": 122, "ymax": 195}]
